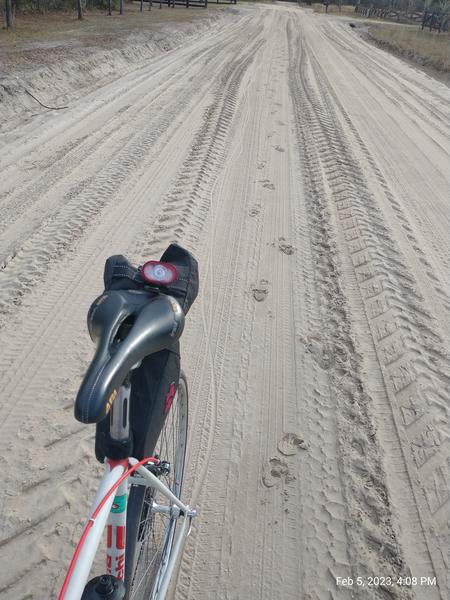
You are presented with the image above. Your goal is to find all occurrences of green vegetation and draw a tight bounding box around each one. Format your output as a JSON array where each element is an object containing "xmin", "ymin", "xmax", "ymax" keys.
[{"xmin": 369, "ymin": 23, "xmax": 450, "ymax": 72}]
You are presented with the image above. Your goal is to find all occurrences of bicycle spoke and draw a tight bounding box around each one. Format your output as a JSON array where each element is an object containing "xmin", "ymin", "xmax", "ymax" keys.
[{"xmin": 127, "ymin": 378, "xmax": 187, "ymax": 600}]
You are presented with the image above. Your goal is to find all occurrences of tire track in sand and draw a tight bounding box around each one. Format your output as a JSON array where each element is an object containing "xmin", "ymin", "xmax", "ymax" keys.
[
  {"xmin": 0, "ymin": 15, "xmax": 264, "ymax": 599},
  {"xmin": 0, "ymin": 17, "xmax": 262, "ymax": 330},
  {"xmin": 289, "ymin": 19, "xmax": 418, "ymax": 600},
  {"xmin": 289, "ymin": 14, "xmax": 449, "ymax": 598}
]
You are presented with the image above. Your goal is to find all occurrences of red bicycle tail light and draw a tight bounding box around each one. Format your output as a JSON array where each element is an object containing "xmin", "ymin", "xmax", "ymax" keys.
[{"xmin": 141, "ymin": 261, "xmax": 178, "ymax": 286}]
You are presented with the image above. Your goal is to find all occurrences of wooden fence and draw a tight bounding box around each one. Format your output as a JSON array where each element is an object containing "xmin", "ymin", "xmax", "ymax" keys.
[
  {"xmin": 144, "ymin": 0, "xmax": 236, "ymax": 7},
  {"xmin": 354, "ymin": 5, "xmax": 449, "ymax": 31},
  {"xmin": 355, "ymin": 5, "xmax": 401, "ymax": 19},
  {"xmin": 421, "ymin": 9, "xmax": 450, "ymax": 32}
]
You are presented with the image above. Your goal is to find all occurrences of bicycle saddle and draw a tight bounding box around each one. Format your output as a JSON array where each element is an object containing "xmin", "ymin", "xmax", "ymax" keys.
[{"xmin": 74, "ymin": 289, "xmax": 184, "ymax": 424}]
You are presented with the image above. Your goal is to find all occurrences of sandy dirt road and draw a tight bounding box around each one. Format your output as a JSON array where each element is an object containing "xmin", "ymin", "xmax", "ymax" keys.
[{"xmin": 0, "ymin": 4, "xmax": 450, "ymax": 599}]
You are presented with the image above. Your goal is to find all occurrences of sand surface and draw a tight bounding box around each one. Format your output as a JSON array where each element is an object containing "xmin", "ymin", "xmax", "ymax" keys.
[{"xmin": 0, "ymin": 4, "xmax": 450, "ymax": 599}]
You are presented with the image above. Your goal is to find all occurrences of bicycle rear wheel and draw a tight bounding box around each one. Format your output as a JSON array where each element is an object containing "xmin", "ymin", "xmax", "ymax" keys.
[{"xmin": 125, "ymin": 372, "xmax": 188, "ymax": 600}]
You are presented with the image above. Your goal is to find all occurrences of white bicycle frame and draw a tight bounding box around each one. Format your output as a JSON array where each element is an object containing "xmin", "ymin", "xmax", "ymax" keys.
[{"xmin": 61, "ymin": 384, "xmax": 196, "ymax": 600}]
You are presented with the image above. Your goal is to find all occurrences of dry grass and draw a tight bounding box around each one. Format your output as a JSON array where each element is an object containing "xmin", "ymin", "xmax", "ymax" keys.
[
  {"xmin": 0, "ymin": 2, "xmax": 229, "ymax": 50},
  {"xmin": 368, "ymin": 23, "xmax": 450, "ymax": 73},
  {"xmin": 312, "ymin": 3, "xmax": 357, "ymax": 16}
]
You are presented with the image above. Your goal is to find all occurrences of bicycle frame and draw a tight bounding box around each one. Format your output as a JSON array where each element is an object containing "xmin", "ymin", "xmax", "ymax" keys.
[{"xmin": 60, "ymin": 384, "xmax": 196, "ymax": 600}]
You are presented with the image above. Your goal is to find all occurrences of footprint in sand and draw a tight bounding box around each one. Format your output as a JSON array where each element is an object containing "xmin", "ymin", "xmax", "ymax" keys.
[
  {"xmin": 252, "ymin": 279, "xmax": 269, "ymax": 302},
  {"xmin": 278, "ymin": 237, "xmax": 294, "ymax": 255},
  {"xmin": 302, "ymin": 334, "xmax": 335, "ymax": 370},
  {"xmin": 262, "ymin": 457, "xmax": 294, "ymax": 488},
  {"xmin": 248, "ymin": 205, "xmax": 260, "ymax": 217},
  {"xmin": 257, "ymin": 161, "xmax": 266, "ymax": 170},
  {"xmin": 274, "ymin": 145, "xmax": 285, "ymax": 153},
  {"xmin": 277, "ymin": 433, "xmax": 308, "ymax": 456},
  {"xmin": 117, "ymin": 104, "xmax": 132, "ymax": 114},
  {"xmin": 259, "ymin": 179, "xmax": 275, "ymax": 190}
]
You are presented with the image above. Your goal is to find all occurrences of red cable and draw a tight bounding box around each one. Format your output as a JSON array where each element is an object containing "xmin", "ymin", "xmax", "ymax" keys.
[{"xmin": 59, "ymin": 457, "xmax": 158, "ymax": 600}]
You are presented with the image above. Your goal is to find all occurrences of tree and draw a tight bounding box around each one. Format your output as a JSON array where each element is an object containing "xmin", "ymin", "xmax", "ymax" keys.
[
  {"xmin": 77, "ymin": 0, "xmax": 83, "ymax": 19},
  {"xmin": 5, "ymin": 0, "xmax": 14, "ymax": 27}
]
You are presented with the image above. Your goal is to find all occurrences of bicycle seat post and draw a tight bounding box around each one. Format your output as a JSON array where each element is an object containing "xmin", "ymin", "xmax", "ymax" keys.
[
  {"xmin": 104, "ymin": 380, "xmax": 131, "ymax": 588},
  {"xmin": 109, "ymin": 381, "xmax": 131, "ymax": 443}
]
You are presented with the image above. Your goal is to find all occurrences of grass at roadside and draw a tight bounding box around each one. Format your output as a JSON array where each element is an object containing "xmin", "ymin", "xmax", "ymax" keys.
[
  {"xmin": 0, "ymin": 2, "xmax": 229, "ymax": 51},
  {"xmin": 368, "ymin": 23, "xmax": 450, "ymax": 73},
  {"xmin": 312, "ymin": 3, "xmax": 357, "ymax": 16}
]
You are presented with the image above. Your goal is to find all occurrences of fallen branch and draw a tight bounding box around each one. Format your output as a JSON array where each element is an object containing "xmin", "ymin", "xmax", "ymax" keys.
[{"xmin": 24, "ymin": 88, "xmax": 68, "ymax": 110}]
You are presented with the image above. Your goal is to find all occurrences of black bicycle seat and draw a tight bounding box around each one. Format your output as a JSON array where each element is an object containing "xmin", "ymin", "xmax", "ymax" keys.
[{"xmin": 74, "ymin": 289, "xmax": 184, "ymax": 424}]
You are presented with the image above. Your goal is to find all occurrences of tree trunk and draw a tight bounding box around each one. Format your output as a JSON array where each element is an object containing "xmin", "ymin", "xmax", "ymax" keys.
[
  {"xmin": 119, "ymin": 0, "xmax": 123, "ymax": 14},
  {"xmin": 77, "ymin": 0, "xmax": 83, "ymax": 19},
  {"xmin": 140, "ymin": 0, "xmax": 143, "ymax": 11},
  {"xmin": 5, "ymin": 0, "xmax": 14, "ymax": 28},
  {"xmin": 108, "ymin": 0, "xmax": 112, "ymax": 15}
]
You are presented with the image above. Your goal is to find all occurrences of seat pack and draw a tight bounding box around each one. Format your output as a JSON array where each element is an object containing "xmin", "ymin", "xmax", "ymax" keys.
[{"xmin": 94, "ymin": 243, "xmax": 198, "ymax": 462}]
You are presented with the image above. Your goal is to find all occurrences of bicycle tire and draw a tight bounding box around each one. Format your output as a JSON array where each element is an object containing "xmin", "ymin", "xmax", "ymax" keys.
[{"xmin": 124, "ymin": 372, "xmax": 188, "ymax": 600}]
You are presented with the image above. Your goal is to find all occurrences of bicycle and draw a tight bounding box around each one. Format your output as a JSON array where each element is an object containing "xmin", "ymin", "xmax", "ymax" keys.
[{"xmin": 59, "ymin": 244, "xmax": 199, "ymax": 600}]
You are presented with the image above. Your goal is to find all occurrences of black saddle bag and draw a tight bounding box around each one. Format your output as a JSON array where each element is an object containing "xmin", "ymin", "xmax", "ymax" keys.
[
  {"xmin": 159, "ymin": 243, "xmax": 199, "ymax": 315},
  {"xmin": 95, "ymin": 244, "xmax": 198, "ymax": 462},
  {"xmin": 95, "ymin": 345, "xmax": 180, "ymax": 462},
  {"xmin": 102, "ymin": 242, "xmax": 199, "ymax": 315}
]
